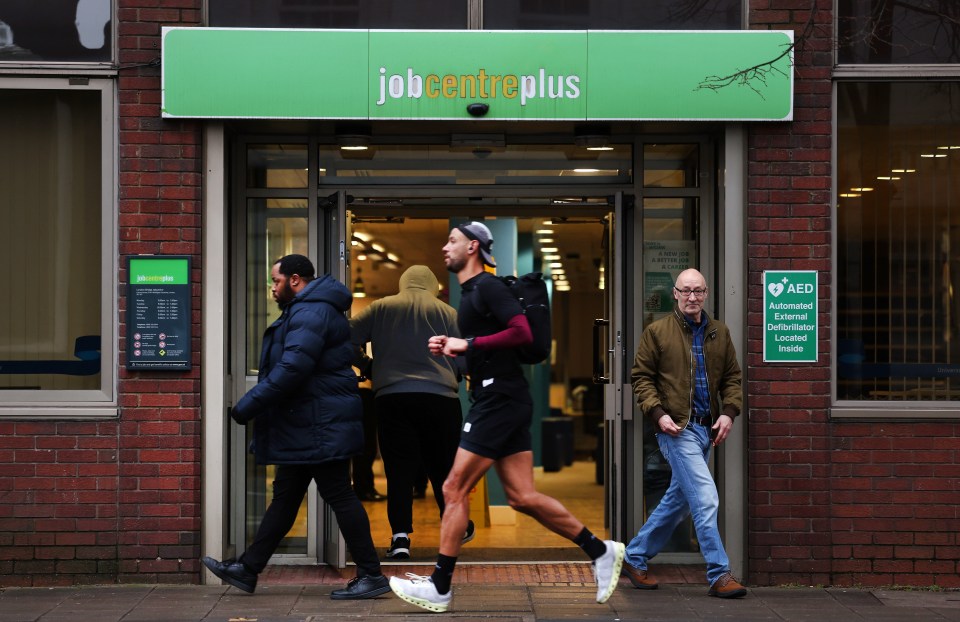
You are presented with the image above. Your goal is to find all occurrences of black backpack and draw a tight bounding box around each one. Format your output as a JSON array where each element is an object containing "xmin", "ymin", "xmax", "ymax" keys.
[{"xmin": 480, "ymin": 272, "xmax": 552, "ymax": 365}]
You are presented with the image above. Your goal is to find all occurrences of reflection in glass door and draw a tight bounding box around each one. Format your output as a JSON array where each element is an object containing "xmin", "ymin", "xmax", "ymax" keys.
[
  {"xmin": 243, "ymin": 197, "xmax": 312, "ymax": 558},
  {"xmin": 234, "ymin": 141, "xmax": 318, "ymax": 563},
  {"xmin": 637, "ymin": 141, "xmax": 713, "ymax": 559}
]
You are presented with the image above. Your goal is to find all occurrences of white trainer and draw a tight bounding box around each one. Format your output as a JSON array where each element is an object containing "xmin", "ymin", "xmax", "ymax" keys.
[
  {"xmin": 389, "ymin": 573, "xmax": 452, "ymax": 613},
  {"xmin": 592, "ymin": 540, "xmax": 625, "ymax": 603}
]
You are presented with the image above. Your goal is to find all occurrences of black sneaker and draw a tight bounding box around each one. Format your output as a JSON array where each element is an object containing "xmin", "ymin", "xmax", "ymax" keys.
[
  {"xmin": 386, "ymin": 536, "xmax": 410, "ymax": 559},
  {"xmin": 201, "ymin": 556, "xmax": 257, "ymax": 593},
  {"xmin": 462, "ymin": 519, "xmax": 476, "ymax": 544},
  {"xmin": 330, "ymin": 574, "xmax": 391, "ymax": 600}
]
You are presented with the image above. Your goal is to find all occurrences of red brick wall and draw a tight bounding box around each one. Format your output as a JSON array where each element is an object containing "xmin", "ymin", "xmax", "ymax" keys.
[
  {"xmin": 747, "ymin": 0, "xmax": 960, "ymax": 588},
  {"xmin": 0, "ymin": 421, "xmax": 120, "ymax": 585},
  {"xmin": 116, "ymin": 0, "xmax": 203, "ymax": 585},
  {"xmin": 0, "ymin": 1, "xmax": 203, "ymax": 587},
  {"xmin": 827, "ymin": 423, "xmax": 960, "ymax": 587}
]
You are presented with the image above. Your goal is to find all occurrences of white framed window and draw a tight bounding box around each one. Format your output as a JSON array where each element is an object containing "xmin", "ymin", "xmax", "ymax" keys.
[
  {"xmin": 832, "ymin": 1, "xmax": 960, "ymax": 419},
  {"xmin": 0, "ymin": 76, "xmax": 117, "ymax": 418}
]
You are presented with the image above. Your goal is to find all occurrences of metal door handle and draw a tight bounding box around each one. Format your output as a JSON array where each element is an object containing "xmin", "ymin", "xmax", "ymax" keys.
[{"xmin": 593, "ymin": 318, "xmax": 610, "ymax": 383}]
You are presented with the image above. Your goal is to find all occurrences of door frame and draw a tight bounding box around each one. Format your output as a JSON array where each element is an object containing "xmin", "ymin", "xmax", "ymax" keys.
[
  {"xmin": 328, "ymin": 191, "xmax": 632, "ymax": 568},
  {"xmin": 203, "ymin": 128, "xmax": 745, "ymax": 576}
]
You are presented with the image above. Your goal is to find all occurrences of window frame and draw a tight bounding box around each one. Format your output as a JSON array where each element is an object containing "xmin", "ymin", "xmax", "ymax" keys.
[
  {"xmin": 0, "ymin": 76, "xmax": 118, "ymax": 419},
  {"xmin": 831, "ymin": 73, "xmax": 960, "ymax": 419},
  {"xmin": 836, "ymin": 0, "xmax": 960, "ymax": 66},
  {"xmin": 832, "ymin": 0, "xmax": 960, "ymax": 419}
]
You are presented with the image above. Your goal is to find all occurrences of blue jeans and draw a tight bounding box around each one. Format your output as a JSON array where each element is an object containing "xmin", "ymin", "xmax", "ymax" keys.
[{"xmin": 625, "ymin": 423, "xmax": 730, "ymax": 585}]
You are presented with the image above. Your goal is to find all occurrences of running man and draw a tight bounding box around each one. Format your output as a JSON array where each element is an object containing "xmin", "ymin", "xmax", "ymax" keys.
[{"xmin": 389, "ymin": 222, "xmax": 625, "ymax": 613}]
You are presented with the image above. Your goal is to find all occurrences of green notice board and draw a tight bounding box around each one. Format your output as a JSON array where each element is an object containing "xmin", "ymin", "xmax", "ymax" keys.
[
  {"xmin": 763, "ymin": 270, "xmax": 817, "ymax": 363},
  {"xmin": 127, "ymin": 256, "xmax": 192, "ymax": 370}
]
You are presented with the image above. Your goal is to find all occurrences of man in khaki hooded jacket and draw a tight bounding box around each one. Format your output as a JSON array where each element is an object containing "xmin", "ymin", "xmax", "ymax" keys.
[{"xmin": 350, "ymin": 265, "xmax": 468, "ymax": 561}]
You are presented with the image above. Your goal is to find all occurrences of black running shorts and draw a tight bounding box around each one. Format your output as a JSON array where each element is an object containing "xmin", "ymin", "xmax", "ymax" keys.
[{"xmin": 458, "ymin": 390, "xmax": 532, "ymax": 460}]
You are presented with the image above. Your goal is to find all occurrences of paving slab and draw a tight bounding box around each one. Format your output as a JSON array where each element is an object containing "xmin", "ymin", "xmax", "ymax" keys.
[{"xmin": 1, "ymin": 576, "xmax": 959, "ymax": 621}]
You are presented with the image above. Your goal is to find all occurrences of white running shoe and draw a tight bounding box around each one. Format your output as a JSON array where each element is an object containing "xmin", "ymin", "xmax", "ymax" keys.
[
  {"xmin": 389, "ymin": 573, "xmax": 452, "ymax": 613},
  {"xmin": 592, "ymin": 540, "xmax": 625, "ymax": 603}
]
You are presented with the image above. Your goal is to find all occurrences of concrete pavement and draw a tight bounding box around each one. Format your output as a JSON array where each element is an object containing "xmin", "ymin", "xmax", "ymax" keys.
[{"xmin": 2, "ymin": 572, "xmax": 959, "ymax": 621}]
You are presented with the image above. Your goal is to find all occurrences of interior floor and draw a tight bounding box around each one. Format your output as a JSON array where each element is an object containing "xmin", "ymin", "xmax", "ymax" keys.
[
  {"xmin": 362, "ymin": 458, "xmax": 607, "ymax": 563},
  {"xmin": 261, "ymin": 560, "xmax": 705, "ymax": 586}
]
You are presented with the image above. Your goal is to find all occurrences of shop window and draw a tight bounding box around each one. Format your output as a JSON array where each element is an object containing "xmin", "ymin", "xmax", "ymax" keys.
[
  {"xmin": 0, "ymin": 79, "xmax": 116, "ymax": 416},
  {"xmin": 837, "ymin": 82, "xmax": 960, "ymax": 402},
  {"xmin": 209, "ymin": 0, "xmax": 466, "ymax": 29},
  {"xmin": 485, "ymin": 0, "xmax": 740, "ymax": 30},
  {"xmin": 0, "ymin": 0, "xmax": 112, "ymax": 63},
  {"xmin": 838, "ymin": 0, "xmax": 960, "ymax": 64}
]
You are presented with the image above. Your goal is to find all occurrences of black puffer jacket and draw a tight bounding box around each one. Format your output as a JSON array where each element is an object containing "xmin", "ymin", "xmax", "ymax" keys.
[{"xmin": 233, "ymin": 274, "xmax": 363, "ymax": 465}]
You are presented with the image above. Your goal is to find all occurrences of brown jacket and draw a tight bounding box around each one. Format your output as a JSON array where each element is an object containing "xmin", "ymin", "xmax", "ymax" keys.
[{"xmin": 631, "ymin": 308, "xmax": 742, "ymax": 427}]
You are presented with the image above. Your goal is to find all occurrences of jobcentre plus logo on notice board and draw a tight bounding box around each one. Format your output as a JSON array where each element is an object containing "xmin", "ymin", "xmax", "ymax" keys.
[{"xmin": 763, "ymin": 270, "xmax": 817, "ymax": 363}]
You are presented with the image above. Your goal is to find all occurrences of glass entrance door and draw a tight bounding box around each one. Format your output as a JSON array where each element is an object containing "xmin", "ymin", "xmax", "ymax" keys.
[
  {"xmin": 631, "ymin": 139, "xmax": 717, "ymax": 562},
  {"xmin": 594, "ymin": 193, "xmax": 632, "ymax": 539}
]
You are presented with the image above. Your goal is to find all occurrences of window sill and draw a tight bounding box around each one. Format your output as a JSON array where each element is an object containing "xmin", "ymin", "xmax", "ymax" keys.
[
  {"xmin": 831, "ymin": 404, "xmax": 960, "ymax": 420},
  {"xmin": 0, "ymin": 406, "xmax": 119, "ymax": 420}
]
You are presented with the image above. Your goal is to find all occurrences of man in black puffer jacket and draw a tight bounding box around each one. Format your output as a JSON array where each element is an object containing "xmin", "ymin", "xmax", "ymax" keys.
[{"xmin": 201, "ymin": 254, "xmax": 389, "ymax": 600}]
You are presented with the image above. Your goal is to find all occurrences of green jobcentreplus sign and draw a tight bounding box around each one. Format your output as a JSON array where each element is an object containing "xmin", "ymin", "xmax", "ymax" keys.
[{"xmin": 763, "ymin": 270, "xmax": 817, "ymax": 363}]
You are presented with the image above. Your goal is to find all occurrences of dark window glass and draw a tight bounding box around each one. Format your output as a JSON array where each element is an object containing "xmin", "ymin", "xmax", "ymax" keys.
[
  {"xmin": 0, "ymin": 89, "xmax": 103, "ymax": 391},
  {"xmin": 246, "ymin": 144, "xmax": 309, "ymax": 189},
  {"xmin": 839, "ymin": 0, "xmax": 960, "ymax": 64},
  {"xmin": 837, "ymin": 82, "xmax": 960, "ymax": 401},
  {"xmin": 484, "ymin": 0, "xmax": 740, "ymax": 30},
  {"xmin": 0, "ymin": 0, "xmax": 112, "ymax": 62},
  {"xmin": 209, "ymin": 0, "xmax": 466, "ymax": 28},
  {"xmin": 643, "ymin": 144, "xmax": 699, "ymax": 188}
]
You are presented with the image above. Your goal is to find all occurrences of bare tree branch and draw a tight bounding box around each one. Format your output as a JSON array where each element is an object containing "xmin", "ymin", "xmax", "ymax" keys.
[
  {"xmin": 696, "ymin": 5, "xmax": 818, "ymax": 97},
  {"xmin": 696, "ymin": 0, "xmax": 960, "ymax": 94}
]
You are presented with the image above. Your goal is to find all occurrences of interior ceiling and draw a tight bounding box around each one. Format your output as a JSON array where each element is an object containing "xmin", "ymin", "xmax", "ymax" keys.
[{"xmin": 350, "ymin": 216, "xmax": 606, "ymax": 299}]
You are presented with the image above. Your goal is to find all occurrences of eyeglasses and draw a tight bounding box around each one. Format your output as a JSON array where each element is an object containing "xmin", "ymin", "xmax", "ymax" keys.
[{"xmin": 674, "ymin": 287, "xmax": 707, "ymax": 298}]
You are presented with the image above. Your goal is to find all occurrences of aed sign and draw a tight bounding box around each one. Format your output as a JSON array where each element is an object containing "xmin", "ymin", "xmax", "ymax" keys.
[{"xmin": 763, "ymin": 270, "xmax": 817, "ymax": 363}]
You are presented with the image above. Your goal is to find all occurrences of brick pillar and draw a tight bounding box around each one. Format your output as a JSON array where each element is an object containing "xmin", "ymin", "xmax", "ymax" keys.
[
  {"xmin": 115, "ymin": 0, "xmax": 204, "ymax": 584},
  {"xmin": 746, "ymin": 0, "xmax": 834, "ymax": 586}
]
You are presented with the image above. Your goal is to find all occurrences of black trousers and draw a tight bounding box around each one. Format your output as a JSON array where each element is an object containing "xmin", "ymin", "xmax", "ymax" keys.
[
  {"xmin": 376, "ymin": 392, "xmax": 462, "ymax": 535},
  {"xmin": 240, "ymin": 459, "xmax": 381, "ymax": 577},
  {"xmin": 352, "ymin": 388, "xmax": 379, "ymax": 494}
]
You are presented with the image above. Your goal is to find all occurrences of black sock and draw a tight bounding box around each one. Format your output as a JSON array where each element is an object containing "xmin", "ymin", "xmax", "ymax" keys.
[
  {"xmin": 430, "ymin": 554, "xmax": 457, "ymax": 594},
  {"xmin": 573, "ymin": 527, "xmax": 607, "ymax": 561}
]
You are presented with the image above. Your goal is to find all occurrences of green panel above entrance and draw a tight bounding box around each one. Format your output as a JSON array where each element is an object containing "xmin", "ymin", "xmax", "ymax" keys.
[{"xmin": 162, "ymin": 28, "xmax": 793, "ymax": 121}]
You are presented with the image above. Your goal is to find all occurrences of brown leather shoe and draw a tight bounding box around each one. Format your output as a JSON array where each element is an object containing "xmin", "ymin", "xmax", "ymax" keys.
[
  {"xmin": 708, "ymin": 572, "xmax": 747, "ymax": 598},
  {"xmin": 621, "ymin": 562, "xmax": 659, "ymax": 590}
]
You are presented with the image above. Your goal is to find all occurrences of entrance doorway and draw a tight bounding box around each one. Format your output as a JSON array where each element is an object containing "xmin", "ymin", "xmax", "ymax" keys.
[
  {"xmin": 343, "ymin": 203, "xmax": 613, "ymax": 562},
  {"xmin": 225, "ymin": 133, "xmax": 726, "ymax": 570}
]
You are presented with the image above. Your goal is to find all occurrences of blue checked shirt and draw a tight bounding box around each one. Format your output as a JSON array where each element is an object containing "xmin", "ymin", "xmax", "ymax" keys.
[{"xmin": 686, "ymin": 316, "xmax": 710, "ymax": 417}]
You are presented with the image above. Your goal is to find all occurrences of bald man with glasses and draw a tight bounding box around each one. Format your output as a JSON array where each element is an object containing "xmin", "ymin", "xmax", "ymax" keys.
[{"xmin": 622, "ymin": 268, "xmax": 747, "ymax": 599}]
